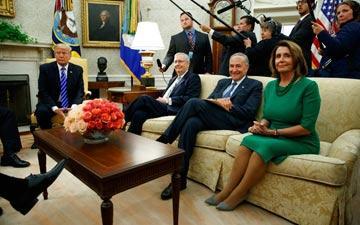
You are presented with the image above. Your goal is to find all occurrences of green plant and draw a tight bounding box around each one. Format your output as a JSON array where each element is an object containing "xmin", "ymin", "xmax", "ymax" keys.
[{"xmin": 0, "ymin": 20, "xmax": 37, "ymax": 44}]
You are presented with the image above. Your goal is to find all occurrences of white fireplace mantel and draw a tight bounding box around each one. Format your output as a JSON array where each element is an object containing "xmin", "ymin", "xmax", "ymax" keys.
[{"xmin": 0, "ymin": 42, "xmax": 53, "ymax": 111}]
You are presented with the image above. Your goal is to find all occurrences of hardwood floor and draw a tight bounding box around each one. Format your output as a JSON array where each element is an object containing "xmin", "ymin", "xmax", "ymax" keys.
[{"xmin": 1, "ymin": 134, "xmax": 358, "ymax": 225}]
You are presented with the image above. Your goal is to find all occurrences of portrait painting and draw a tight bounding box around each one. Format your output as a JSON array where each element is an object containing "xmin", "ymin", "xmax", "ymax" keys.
[
  {"xmin": 82, "ymin": 0, "xmax": 123, "ymax": 48},
  {"xmin": 0, "ymin": 0, "xmax": 15, "ymax": 17}
]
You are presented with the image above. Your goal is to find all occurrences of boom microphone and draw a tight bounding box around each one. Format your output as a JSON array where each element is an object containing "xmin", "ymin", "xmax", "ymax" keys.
[
  {"xmin": 157, "ymin": 58, "xmax": 168, "ymax": 85},
  {"xmin": 156, "ymin": 58, "xmax": 162, "ymax": 68},
  {"xmin": 217, "ymin": 0, "xmax": 247, "ymax": 14}
]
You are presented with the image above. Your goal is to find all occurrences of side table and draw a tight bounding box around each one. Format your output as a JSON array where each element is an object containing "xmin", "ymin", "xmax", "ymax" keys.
[{"xmin": 108, "ymin": 85, "xmax": 164, "ymax": 106}]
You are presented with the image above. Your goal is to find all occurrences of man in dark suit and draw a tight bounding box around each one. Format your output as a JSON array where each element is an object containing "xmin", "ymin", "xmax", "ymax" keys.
[
  {"xmin": 0, "ymin": 159, "xmax": 66, "ymax": 216},
  {"xmin": 0, "ymin": 107, "xmax": 30, "ymax": 168},
  {"xmin": 160, "ymin": 12, "xmax": 212, "ymax": 75},
  {"xmin": 157, "ymin": 53, "xmax": 263, "ymax": 200},
  {"xmin": 200, "ymin": 15, "xmax": 257, "ymax": 76},
  {"xmin": 35, "ymin": 43, "xmax": 84, "ymax": 129},
  {"xmin": 289, "ymin": 0, "xmax": 315, "ymax": 72},
  {"xmin": 124, "ymin": 52, "xmax": 201, "ymax": 135}
]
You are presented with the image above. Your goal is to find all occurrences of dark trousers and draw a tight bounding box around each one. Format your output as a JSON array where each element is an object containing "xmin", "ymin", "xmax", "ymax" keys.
[
  {"xmin": 162, "ymin": 99, "xmax": 243, "ymax": 181},
  {"xmin": 0, "ymin": 107, "xmax": 22, "ymax": 156},
  {"xmin": 124, "ymin": 95, "xmax": 170, "ymax": 135},
  {"xmin": 0, "ymin": 173, "xmax": 27, "ymax": 202},
  {"xmin": 35, "ymin": 103, "xmax": 56, "ymax": 129}
]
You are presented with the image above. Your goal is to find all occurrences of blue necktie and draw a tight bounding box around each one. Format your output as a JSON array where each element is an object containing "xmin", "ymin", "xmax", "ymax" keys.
[
  {"xmin": 60, "ymin": 67, "xmax": 69, "ymax": 108},
  {"xmin": 223, "ymin": 82, "xmax": 237, "ymax": 98}
]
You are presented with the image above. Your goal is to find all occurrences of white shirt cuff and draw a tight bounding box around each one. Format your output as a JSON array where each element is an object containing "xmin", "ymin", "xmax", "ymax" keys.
[
  {"xmin": 209, "ymin": 29, "xmax": 215, "ymax": 38},
  {"xmin": 52, "ymin": 106, "xmax": 58, "ymax": 112},
  {"xmin": 168, "ymin": 98, "xmax": 172, "ymax": 105}
]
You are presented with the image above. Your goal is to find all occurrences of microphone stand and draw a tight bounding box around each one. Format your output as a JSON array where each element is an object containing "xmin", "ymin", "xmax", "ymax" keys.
[{"xmin": 187, "ymin": 0, "xmax": 247, "ymax": 38}]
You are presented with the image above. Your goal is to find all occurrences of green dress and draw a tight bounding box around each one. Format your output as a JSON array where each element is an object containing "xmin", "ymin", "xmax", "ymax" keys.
[{"xmin": 241, "ymin": 77, "xmax": 321, "ymax": 164}]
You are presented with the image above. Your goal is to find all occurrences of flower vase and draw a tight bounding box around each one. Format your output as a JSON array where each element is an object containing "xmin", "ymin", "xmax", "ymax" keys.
[{"xmin": 82, "ymin": 130, "xmax": 110, "ymax": 144}]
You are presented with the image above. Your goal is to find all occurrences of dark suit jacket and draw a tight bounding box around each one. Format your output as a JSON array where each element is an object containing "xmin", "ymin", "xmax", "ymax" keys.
[
  {"xmin": 163, "ymin": 71, "xmax": 201, "ymax": 114},
  {"xmin": 163, "ymin": 30, "xmax": 212, "ymax": 74},
  {"xmin": 317, "ymin": 21, "xmax": 360, "ymax": 79},
  {"xmin": 90, "ymin": 22, "xmax": 119, "ymax": 41},
  {"xmin": 37, "ymin": 61, "xmax": 84, "ymax": 108},
  {"xmin": 208, "ymin": 77, "xmax": 263, "ymax": 132},
  {"xmin": 212, "ymin": 31, "xmax": 257, "ymax": 76},
  {"xmin": 289, "ymin": 14, "xmax": 314, "ymax": 69},
  {"xmin": 245, "ymin": 34, "xmax": 290, "ymax": 76}
]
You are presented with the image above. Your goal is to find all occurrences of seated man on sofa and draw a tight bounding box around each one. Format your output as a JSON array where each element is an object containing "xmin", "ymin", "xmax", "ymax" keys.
[
  {"xmin": 124, "ymin": 52, "xmax": 201, "ymax": 135},
  {"xmin": 157, "ymin": 53, "xmax": 263, "ymax": 200}
]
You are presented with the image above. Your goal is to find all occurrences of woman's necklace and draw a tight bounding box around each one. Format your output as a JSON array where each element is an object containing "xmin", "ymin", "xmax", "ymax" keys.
[{"xmin": 276, "ymin": 75, "xmax": 298, "ymax": 96}]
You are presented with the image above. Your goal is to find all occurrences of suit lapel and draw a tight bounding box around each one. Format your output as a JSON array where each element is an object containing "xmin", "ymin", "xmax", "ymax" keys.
[
  {"xmin": 171, "ymin": 72, "xmax": 189, "ymax": 95},
  {"xmin": 231, "ymin": 77, "xmax": 248, "ymax": 98}
]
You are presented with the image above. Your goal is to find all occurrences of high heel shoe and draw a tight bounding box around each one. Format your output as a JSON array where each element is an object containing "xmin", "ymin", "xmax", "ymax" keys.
[
  {"xmin": 204, "ymin": 195, "xmax": 219, "ymax": 206},
  {"xmin": 216, "ymin": 194, "xmax": 249, "ymax": 211}
]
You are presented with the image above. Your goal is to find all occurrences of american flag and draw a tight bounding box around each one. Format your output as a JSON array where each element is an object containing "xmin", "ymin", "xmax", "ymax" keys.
[{"xmin": 311, "ymin": 0, "xmax": 342, "ymax": 69}]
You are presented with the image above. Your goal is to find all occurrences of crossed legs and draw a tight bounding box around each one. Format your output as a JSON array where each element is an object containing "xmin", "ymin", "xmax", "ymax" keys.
[{"xmin": 210, "ymin": 146, "xmax": 267, "ymax": 210}]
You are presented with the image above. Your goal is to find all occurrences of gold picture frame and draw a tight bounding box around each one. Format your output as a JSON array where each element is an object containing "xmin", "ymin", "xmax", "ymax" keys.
[
  {"xmin": 81, "ymin": 0, "xmax": 123, "ymax": 48},
  {"xmin": 0, "ymin": 0, "xmax": 15, "ymax": 17}
]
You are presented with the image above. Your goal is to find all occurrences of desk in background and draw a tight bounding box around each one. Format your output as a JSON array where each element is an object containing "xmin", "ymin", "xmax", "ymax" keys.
[
  {"xmin": 88, "ymin": 81, "xmax": 125, "ymax": 98},
  {"xmin": 107, "ymin": 85, "xmax": 164, "ymax": 107}
]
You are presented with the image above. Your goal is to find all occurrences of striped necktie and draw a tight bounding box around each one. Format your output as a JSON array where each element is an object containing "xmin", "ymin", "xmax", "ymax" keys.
[
  {"xmin": 223, "ymin": 82, "xmax": 237, "ymax": 98},
  {"xmin": 60, "ymin": 67, "xmax": 69, "ymax": 108},
  {"xmin": 187, "ymin": 32, "xmax": 195, "ymax": 50}
]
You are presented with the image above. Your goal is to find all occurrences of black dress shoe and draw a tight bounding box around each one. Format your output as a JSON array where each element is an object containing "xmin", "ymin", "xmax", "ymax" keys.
[
  {"xmin": 156, "ymin": 135, "xmax": 170, "ymax": 144},
  {"xmin": 10, "ymin": 159, "xmax": 67, "ymax": 215},
  {"xmin": 0, "ymin": 154, "xmax": 30, "ymax": 168},
  {"xmin": 160, "ymin": 182, "xmax": 187, "ymax": 200}
]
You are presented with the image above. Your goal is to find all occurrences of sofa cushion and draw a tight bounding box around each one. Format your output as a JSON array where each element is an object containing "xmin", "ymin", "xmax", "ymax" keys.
[
  {"xmin": 268, "ymin": 154, "xmax": 347, "ymax": 186},
  {"xmin": 142, "ymin": 116, "xmax": 175, "ymax": 134},
  {"xmin": 226, "ymin": 134, "xmax": 346, "ymax": 185},
  {"xmin": 196, "ymin": 130, "xmax": 241, "ymax": 151}
]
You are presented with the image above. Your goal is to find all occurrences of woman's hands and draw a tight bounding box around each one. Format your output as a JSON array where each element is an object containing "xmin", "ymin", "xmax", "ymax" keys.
[
  {"xmin": 311, "ymin": 21, "xmax": 325, "ymax": 35},
  {"xmin": 248, "ymin": 120, "xmax": 276, "ymax": 136}
]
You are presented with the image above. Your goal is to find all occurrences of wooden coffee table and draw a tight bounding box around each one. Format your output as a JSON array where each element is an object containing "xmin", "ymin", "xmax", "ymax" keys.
[{"xmin": 34, "ymin": 128, "xmax": 183, "ymax": 225}]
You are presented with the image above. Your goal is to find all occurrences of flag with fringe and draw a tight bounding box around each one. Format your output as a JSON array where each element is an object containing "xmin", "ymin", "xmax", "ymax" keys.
[
  {"xmin": 120, "ymin": 0, "xmax": 144, "ymax": 83},
  {"xmin": 52, "ymin": 0, "xmax": 81, "ymax": 57},
  {"xmin": 311, "ymin": 0, "xmax": 342, "ymax": 69}
]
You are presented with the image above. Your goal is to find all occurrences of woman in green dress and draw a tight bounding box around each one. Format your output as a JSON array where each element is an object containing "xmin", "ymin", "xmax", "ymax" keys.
[{"xmin": 205, "ymin": 40, "xmax": 321, "ymax": 211}]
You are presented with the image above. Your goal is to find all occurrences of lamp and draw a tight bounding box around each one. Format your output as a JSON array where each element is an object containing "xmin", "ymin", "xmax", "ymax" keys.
[{"xmin": 131, "ymin": 22, "xmax": 165, "ymax": 87}]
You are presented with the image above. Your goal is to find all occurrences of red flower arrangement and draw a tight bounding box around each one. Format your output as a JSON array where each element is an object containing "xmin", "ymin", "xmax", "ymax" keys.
[{"xmin": 64, "ymin": 99, "xmax": 125, "ymax": 136}]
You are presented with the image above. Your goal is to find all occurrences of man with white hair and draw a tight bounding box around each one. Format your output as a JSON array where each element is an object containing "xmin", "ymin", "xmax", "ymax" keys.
[
  {"xmin": 157, "ymin": 53, "xmax": 263, "ymax": 200},
  {"xmin": 124, "ymin": 52, "xmax": 201, "ymax": 135}
]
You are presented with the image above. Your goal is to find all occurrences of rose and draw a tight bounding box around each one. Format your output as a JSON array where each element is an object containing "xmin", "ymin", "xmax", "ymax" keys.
[{"xmin": 64, "ymin": 98, "xmax": 125, "ymax": 135}]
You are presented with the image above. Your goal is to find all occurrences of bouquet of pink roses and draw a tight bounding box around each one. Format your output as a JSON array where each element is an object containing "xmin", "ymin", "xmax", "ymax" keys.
[{"xmin": 64, "ymin": 99, "xmax": 125, "ymax": 135}]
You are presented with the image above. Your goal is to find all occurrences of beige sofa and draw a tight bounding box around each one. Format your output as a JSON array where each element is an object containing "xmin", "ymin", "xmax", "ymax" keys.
[{"xmin": 140, "ymin": 75, "xmax": 360, "ymax": 225}]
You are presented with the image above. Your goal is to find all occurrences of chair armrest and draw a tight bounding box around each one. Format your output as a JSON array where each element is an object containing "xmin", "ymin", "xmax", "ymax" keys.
[{"xmin": 328, "ymin": 129, "xmax": 360, "ymax": 169}]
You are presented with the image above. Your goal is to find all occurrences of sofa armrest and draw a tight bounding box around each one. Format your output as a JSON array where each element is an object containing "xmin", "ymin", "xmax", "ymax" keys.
[{"xmin": 328, "ymin": 129, "xmax": 360, "ymax": 165}]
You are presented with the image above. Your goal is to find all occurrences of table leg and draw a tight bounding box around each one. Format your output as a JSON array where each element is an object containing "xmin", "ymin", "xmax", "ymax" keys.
[
  {"xmin": 101, "ymin": 197, "xmax": 113, "ymax": 225},
  {"xmin": 171, "ymin": 172, "xmax": 180, "ymax": 225},
  {"xmin": 37, "ymin": 150, "xmax": 48, "ymax": 200}
]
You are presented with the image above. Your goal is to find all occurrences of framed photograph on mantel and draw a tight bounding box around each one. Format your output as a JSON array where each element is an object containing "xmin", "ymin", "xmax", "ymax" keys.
[
  {"xmin": 81, "ymin": 0, "xmax": 123, "ymax": 48},
  {"xmin": 0, "ymin": 0, "xmax": 15, "ymax": 17}
]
